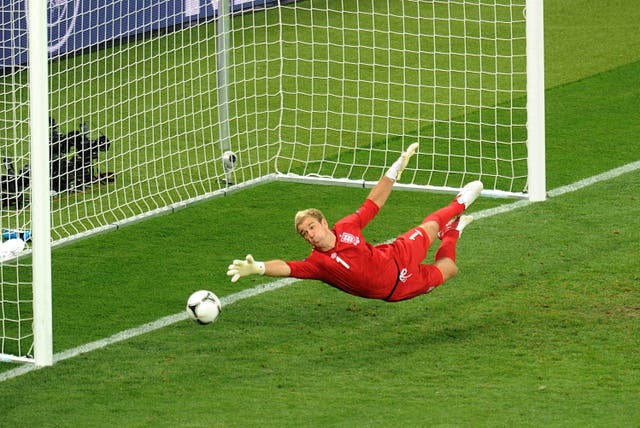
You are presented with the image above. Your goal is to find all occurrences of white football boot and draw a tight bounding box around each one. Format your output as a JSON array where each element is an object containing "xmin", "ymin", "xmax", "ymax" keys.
[
  {"xmin": 438, "ymin": 215, "xmax": 474, "ymax": 239},
  {"xmin": 455, "ymin": 180, "xmax": 483, "ymax": 210}
]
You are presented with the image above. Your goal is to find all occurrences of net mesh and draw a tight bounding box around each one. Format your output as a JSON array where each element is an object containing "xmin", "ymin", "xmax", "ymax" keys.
[{"xmin": 0, "ymin": 0, "xmax": 529, "ymax": 361}]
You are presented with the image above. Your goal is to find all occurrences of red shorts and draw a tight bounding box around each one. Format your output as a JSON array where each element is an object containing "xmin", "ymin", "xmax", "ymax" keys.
[{"xmin": 384, "ymin": 227, "xmax": 445, "ymax": 302}]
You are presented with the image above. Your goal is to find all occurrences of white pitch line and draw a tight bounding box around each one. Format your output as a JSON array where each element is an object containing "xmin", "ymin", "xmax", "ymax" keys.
[
  {"xmin": 2, "ymin": 161, "xmax": 639, "ymax": 382},
  {"xmin": 547, "ymin": 160, "xmax": 640, "ymax": 197},
  {"xmin": 54, "ymin": 279, "xmax": 301, "ymax": 362},
  {"xmin": 0, "ymin": 278, "xmax": 301, "ymax": 382}
]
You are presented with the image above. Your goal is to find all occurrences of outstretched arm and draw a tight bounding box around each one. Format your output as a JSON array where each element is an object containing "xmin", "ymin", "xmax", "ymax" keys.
[
  {"xmin": 366, "ymin": 176, "xmax": 395, "ymax": 209},
  {"xmin": 367, "ymin": 142, "xmax": 419, "ymax": 209},
  {"xmin": 227, "ymin": 255, "xmax": 291, "ymax": 282},
  {"xmin": 264, "ymin": 259, "xmax": 291, "ymax": 277}
]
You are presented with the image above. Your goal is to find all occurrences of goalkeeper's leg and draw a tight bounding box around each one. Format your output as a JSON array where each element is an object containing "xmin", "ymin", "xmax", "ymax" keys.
[
  {"xmin": 417, "ymin": 181, "xmax": 482, "ymax": 245},
  {"xmin": 423, "ymin": 181, "xmax": 483, "ymax": 229},
  {"xmin": 433, "ymin": 215, "xmax": 473, "ymax": 281}
]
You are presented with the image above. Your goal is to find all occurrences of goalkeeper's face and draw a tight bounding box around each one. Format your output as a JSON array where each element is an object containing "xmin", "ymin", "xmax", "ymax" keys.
[{"xmin": 297, "ymin": 215, "xmax": 335, "ymax": 252}]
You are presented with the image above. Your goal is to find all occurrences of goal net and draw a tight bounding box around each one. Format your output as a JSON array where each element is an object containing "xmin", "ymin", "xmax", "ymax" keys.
[
  {"xmin": 0, "ymin": 0, "xmax": 544, "ymax": 364},
  {"xmin": 275, "ymin": 1, "xmax": 542, "ymax": 196}
]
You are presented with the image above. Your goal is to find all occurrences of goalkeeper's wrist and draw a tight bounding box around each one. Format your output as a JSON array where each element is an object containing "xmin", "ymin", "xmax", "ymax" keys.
[
  {"xmin": 255, "ymin": 261, "xmax": 266, "ymax": 275},
  {"xmin": 385, "ymin": 158, "xmax": 403, "ymax": 181}
]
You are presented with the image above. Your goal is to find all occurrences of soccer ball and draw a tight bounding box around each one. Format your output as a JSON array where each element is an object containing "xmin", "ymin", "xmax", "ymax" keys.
[
  {"xmin": 222, "ymin": 150, "xmax": 237, "ymax": 171},
  {"xmin": 186, "ymin": 290, "xmax": 222, "ymax": 325}
]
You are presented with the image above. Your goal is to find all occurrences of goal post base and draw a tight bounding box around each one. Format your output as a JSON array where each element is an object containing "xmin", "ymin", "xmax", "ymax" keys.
[{"xmin": 275, "ymin": 173, "xmax": 530, "ymax": 200}]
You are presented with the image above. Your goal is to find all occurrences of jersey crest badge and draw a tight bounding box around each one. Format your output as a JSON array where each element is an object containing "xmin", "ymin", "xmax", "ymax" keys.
[{"xmin": 339, "ymin": 232, "xmax": 360, "ymax": 246}]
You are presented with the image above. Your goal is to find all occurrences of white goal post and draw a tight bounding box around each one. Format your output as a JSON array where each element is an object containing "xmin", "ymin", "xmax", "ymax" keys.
[{"xmin": 0, "ymin": 0, "xmax": 544, "ymax": 365}]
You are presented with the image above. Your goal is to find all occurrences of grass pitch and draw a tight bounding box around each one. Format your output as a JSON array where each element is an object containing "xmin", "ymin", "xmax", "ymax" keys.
[
  {"xmin": 1, "ymin": 0, "xmax": 640, "ymax": 426},
  {"xmin": 1, "ymin": 166, "xmax": 638, "ymax": 427}
]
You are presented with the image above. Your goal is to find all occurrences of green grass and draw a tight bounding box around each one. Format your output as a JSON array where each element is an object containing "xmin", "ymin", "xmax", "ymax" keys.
[
  {"xmin": 1, "ymin": 0, "xmax": 640, "ymax": 426},
  {"xmin": 0, "ymin": 171, "xmax": 638, "ymax": 426}
]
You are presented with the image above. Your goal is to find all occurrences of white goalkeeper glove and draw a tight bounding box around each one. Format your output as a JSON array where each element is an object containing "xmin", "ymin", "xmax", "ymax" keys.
[
  {"xmin": 385, "ymin": 142, "xmax": 419, "ymax": 182},
  {"xmin": 227, "ymin": 254, "xmax": 266, "ymax": 283}
]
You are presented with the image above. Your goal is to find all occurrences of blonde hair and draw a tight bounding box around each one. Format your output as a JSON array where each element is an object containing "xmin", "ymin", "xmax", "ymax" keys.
[{"xmin": 294, "ymin": 208, "xmax": 325, "ymax": 233}]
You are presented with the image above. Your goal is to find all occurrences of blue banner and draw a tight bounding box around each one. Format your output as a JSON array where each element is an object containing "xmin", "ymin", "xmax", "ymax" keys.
[{"xmin": 1, "ymin": 0, "xmax": 276, "ymax": 70}]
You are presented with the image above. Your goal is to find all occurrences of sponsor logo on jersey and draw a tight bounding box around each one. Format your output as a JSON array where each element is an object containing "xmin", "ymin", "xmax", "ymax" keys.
[{"xmin": 398, "ymin": 268, "xmax": 412, "ymax": 283}]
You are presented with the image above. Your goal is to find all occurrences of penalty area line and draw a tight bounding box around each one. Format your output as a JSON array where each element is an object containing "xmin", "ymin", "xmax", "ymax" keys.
[{"xmin": 2, "ymin": 160, "xmax": 638, "ymax": 382}]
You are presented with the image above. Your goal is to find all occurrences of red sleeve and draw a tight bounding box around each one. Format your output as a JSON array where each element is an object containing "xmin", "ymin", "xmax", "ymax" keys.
[
  {"xmin": 338, "ymin": 198, "xmax": 380, "ymax": 230},
  {"xmin": 286, "ymin": 259, "xmax": 321, "ymax": 279}
]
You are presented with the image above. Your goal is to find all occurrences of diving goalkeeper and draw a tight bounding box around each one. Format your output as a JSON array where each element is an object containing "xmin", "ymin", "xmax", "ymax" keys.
[{"xmin": 227, "ymin": 143, "xmax": 483, "ymax": 302}]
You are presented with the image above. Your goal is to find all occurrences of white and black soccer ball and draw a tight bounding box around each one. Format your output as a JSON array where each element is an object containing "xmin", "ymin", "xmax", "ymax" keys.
[
  {"xmin": 186, "ymin": 290, "xmax": 222, "ymax": 325},
  {"xmin": 222, "ymin": 150, "xmax": 237, "ymax": 171}
]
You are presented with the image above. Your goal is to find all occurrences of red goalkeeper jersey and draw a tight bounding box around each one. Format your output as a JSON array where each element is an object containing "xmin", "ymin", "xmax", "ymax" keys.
[{"xmin": 287, "ymin": 199, "xmax": 444, "ymax": 301}]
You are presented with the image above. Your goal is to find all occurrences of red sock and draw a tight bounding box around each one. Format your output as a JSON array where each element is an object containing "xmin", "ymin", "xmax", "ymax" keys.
[
  {"xmin": 435, "ymin": 234, "xmax": 458, "ymax": 262},
  {"xmin": 423, "ymin": 201, "xmax": 465, "ymax": 228}
]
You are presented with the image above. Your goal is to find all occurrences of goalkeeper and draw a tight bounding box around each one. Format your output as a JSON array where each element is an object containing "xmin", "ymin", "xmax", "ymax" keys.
[{"xmin": 227, "ymin": 143, "xmax": 483, "ymax": 302}]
